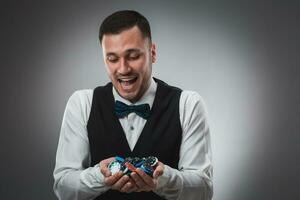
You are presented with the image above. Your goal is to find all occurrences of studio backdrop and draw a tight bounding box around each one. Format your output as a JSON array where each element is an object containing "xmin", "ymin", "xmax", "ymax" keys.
[{"xmin": 1, "ymin": 1, "xmax": 299, "ymax": 200}]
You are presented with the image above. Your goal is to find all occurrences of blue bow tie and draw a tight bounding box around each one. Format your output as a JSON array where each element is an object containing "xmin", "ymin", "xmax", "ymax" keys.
[{"xmin": 115, "ymin": 100, "xmax": 151, "ymax": 119}]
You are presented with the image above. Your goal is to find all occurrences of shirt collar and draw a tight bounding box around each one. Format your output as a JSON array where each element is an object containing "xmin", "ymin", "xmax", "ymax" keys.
[{"xmin": 112, "ymin": 77, "xmax": 157, "ymax": 108}]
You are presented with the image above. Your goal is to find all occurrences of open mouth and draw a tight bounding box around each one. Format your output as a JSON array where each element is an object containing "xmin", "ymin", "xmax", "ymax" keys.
[{"xmin": 118, "ymin": 77, "xmax": 138, "ymax": 87}]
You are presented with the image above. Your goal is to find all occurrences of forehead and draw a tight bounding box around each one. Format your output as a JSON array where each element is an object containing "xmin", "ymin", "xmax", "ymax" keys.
[{"xmin": 102, "ymin": 26, "xmax": 149, "ymax": 54}]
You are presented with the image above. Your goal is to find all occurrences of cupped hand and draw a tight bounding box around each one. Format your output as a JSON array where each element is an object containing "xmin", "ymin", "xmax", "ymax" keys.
[
  {"xmin": 99, "ymin": 157, "xmax": 138, "ymax": 193},
  {"xmin": 130, "ymin": 161, "xmax": 164, "ymax": 192}
]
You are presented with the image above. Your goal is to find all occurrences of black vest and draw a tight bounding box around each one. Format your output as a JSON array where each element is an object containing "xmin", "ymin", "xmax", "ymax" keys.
[{"xmin": 87, "ymin": 78, "xmax": 182, "ymax": 200}]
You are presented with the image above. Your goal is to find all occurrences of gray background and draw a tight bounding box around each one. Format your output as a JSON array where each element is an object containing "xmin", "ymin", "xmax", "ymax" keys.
[{"xmin": 1, "ymin": 0, "xmax": 299, "ymax": 199}]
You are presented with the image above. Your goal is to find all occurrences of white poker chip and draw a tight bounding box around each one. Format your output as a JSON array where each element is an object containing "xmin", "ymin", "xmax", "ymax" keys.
[{"xmin": 108, "ymin": 161, "xmax": 121, "ymax": 175}]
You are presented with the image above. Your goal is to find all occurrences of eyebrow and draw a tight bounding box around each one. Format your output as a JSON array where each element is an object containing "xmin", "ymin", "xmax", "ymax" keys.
[
  {"xmin": 126, "ymin": 48, "xmax": 141, "ymax": 54},
  {"xmin": 106, "ymin": 48, "xmax": 142, "ymax": 56}
]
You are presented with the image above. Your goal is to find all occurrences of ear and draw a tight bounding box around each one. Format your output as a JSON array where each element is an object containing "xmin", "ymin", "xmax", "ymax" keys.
[{"xmin": 150, "ymin": 43, "xmax": 156, "ymax": 63}]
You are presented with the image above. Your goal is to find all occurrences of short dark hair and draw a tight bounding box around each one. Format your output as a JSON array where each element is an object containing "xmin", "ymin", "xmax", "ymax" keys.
[{"xmin": 99, "ymin": 10, "xmax": 152, "ymax": 44}]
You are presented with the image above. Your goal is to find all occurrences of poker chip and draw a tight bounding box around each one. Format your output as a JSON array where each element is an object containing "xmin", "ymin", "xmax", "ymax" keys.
[
  {"xmin": 135, "ymin": 160, "xmax": 144, "ymax": 167},
  {"xmin": 125, "ymin": 162, "xmax": 137, "ymax": 172},
  {"xmin": 140, "ymin": 163, "xmax": 154, "ymax": 176},
  {"xmin": 108, "ymin": 161, "xmax": 121, "ymax": 175},
  {"xmin": 145, "ymin": 156, "xmax": 158, "ymax": 167},
  {"xmin": 108, "ymin": 156, "xmax": 158, "ymax": 177},
  {"xmin": 115, "ymin": 156, "xmax": 125, "ymax": 162}
]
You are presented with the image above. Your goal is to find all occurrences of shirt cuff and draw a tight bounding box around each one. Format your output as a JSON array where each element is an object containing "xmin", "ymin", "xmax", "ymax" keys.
[{"xmin": 80, "ymin": 164, "xmax": 109, "ymax": 190}]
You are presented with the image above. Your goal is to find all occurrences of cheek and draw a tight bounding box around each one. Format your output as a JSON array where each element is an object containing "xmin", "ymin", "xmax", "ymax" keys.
[
  {"xmin": 105, "ymin": 64, "xmax": 117, "ymax": 75},
  {"xmin": 132, "ymin": 59, "xmax": 148, "ymax": 72}
]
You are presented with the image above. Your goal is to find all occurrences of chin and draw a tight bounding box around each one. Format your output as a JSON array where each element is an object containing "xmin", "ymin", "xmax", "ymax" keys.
[{"xmin": 117, "ymin": 89, "xmax": 133, "ymax": 99}]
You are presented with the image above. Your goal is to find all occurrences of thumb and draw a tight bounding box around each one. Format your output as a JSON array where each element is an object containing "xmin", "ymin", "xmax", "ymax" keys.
[
  {"xmin": 153, "ymin": 162, "xmax": 164, "ymax": 179},
  {"xmin": 100, "ymin": 157, "xmax": 115, "ymax": 177}
]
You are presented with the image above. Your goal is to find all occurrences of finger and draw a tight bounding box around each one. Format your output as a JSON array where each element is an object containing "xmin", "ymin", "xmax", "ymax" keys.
[
  {"xmin": 99, "ymin": 157, "xmax": 115, "ymax": 168},
  {"xmin": 127, "ymin": 185, "xmax": 138, "ymax": 193},
  {"xmin": 131, "ymin": 171, "xmax": 147, "ymax": 189},
  {"xmin": 120, "ymin": 180, "xmax": 136, "ymax": 193},
  {"xmin": 100, "ymin": 157, "xmax": 115, "ymax": 177},
  {"xmin": 111, "ymin": 175, "xmax": 130, "ymax": 191},
  {"xmin": 101, "ymin": 166, "xmax": 111, "ymax": 177},
  {"xmin": 135, "ymin": 184, "xmax": 152, "ymax": 192},
  {"xmin": 128, "ymin": 179, "xmax": 139, "ymax": 192},
  {"xmin": 128, "ymin": 178, "xmax": 138, "ymax": 188},
  {"xmin": 135, "ymin": 168, "xmax": 155, "ymax": 188},
  {"xmin": 126, "ymin": 178, "xmax": 139, "ymax": 193},
  {"xmin": 153, "ymin": 162, "xmax": 164, "ymax": 179},
  {"xmin": 104, "ymin": 172, "xmax": 123, "ymax": 186}
]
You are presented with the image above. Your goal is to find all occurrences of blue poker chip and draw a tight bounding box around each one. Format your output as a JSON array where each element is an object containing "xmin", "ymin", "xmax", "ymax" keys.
[
  {"xmin": 135, "ymin": 160, "xmax": 144, "ymax": 167},
  {"xmin": 140, "ymin": 163, "xmax": 154, "ymax": 176},
  {"xmin": 115, "ymin": 156, "xmax": 125, "ymax": 162}
]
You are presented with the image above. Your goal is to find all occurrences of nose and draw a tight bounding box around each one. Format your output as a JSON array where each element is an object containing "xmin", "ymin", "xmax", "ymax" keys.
[{"xmin": 118, "ymin": 57, "xmax": 131, "ymax": 74}]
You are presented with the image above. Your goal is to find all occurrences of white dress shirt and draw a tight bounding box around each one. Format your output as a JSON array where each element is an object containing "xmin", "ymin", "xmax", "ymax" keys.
[{"xmin": 53, "ymin": 78, "xmax": 213, "ymax": 200}]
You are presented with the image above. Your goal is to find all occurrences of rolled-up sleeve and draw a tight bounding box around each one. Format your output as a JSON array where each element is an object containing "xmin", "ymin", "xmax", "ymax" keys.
[
  {"xmin": 53, "ymin": 90, "xmax": 109, "ymax": 200},
  {"xmin": 154, "ymin": 91, "xmax": 213, "ymax": 200}
]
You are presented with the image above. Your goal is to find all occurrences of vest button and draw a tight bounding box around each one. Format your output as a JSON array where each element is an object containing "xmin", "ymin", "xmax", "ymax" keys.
[{"xmin": 130, "ymin": 126, "xmax": 134, "ymax": 131}]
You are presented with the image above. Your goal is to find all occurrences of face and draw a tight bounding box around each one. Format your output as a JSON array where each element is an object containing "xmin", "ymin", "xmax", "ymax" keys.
[{"xmin": 102, "ymin": 26, "xmax": 156, "ymax": 103}]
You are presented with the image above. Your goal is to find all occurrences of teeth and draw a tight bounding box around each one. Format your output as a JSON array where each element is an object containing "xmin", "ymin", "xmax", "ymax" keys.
[
  {"xmin": 118, "ymin": 77, "xmax": 137, "ymax": 88},
  {"xmin": 119, "ymin": 77, "xmax": 136, "ymax": 82}
]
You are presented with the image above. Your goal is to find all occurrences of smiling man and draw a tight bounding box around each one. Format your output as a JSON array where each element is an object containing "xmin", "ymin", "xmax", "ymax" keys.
[
  {"xmin": 102, "ymin": 25, "xmax": 154, "ymax": 103},
  {"xmin": 53, "ymin": 10, "xmax": 213, "ymax": 200}
]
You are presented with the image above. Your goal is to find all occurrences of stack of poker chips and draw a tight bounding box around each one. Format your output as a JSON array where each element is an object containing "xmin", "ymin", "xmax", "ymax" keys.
[{"xmin": 108, "ymin": 156, "xmax": 158, "ymax": 177}]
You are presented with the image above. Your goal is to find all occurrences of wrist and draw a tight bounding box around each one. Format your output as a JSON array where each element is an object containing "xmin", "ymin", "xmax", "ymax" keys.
[{"xmin": 156, "ymin": 164, "xmax": 171, "ymax": 189}]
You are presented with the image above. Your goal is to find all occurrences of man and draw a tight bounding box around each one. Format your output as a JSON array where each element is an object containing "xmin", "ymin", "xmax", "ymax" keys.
[{"xmin": 53, "ymin": 10, "xmax": 213, "ymax": 200}]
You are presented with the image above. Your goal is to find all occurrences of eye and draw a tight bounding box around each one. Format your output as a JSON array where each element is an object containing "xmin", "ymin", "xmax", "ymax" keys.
[
  {"xmin": 127, "ymin": 52, "xmax": 140, "ymax": 60},
  {"xmin": 107, "ymin": 55, "xmax": 119, "ymax": 63}
]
